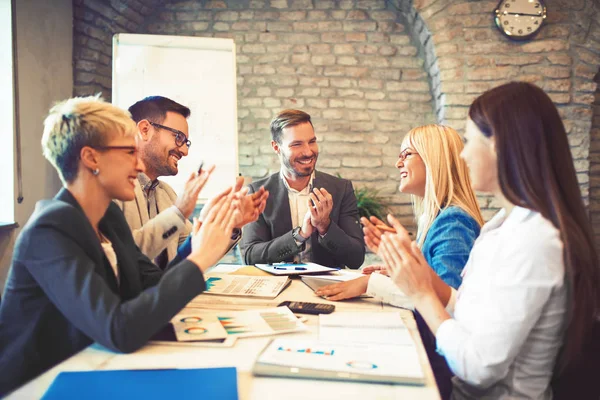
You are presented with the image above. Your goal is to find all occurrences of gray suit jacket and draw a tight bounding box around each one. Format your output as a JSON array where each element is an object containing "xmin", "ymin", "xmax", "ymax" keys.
[
  {"xmin": 0, "ymin": 188, "xmax": 205, "ymax": 396},
  {"xmin": 240, "ymin": 171, "xmax": 365, "ymax": 269},
  {"xmin": 114, "ymin": 178, "xmax": 192, "ymax": 261}
]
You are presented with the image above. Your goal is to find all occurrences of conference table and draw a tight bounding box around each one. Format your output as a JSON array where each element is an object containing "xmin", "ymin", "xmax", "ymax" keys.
[{"xmin": 9, "ymin": 268, "xmax": 441, "ymax": 400}]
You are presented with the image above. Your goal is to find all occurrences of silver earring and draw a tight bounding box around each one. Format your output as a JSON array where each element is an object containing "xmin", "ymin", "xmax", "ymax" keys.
[{"xmin": 92, "ymin": 168, "xmax": 100, "ymax": 176}]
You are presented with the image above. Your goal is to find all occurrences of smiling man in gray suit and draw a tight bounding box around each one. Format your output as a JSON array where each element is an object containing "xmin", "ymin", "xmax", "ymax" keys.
[{"xmin": 240, "ymin": 109, "xmax": 365, "ymax": 269}]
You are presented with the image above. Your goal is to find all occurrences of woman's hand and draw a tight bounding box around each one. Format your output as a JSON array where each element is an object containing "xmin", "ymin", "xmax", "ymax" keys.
[
  {"xmin": 234, "ymin": 185, "xmax": 269, "ymax": 228},
  {"xmin": 188, "ymin": 192, "xmax": 240, "ymax": 272},
  {"xmin": 200, "ymin": 177, "xmax": 269, "ymax": 229},
  {"xmin": 378, "ymin": 214, "xmax": 435, "ymax": 301},
  {"xmin": 361, "ymin": 264, "xmax": 389, "ymax": 276},
  {"xmin": 315, "ymin": 276, "xmax": 369, "ymax": 301},
  {"xmin": 361, "ymin": 216, "xmax": 395, "ymax": 253},
  {"xmin": 198, "ymin": 183, "xmax": 234, "ymax": 223}
]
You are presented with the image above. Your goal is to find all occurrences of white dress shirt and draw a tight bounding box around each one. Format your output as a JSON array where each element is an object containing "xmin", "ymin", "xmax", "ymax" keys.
[
  {"xmin": 281, "ymin": 170, "xmax": 314, "ymax": 263},
  {"xmin": 437, "ymin": 207, "xmax": 567, "ymax": 399}
]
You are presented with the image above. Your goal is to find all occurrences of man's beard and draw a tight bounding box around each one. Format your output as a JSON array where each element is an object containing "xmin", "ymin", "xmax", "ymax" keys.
[
  {"xmin": 146, "ymin": 149, "xmax": 178, "ymax": 178},
  {"xmin": 281, "ymin": 152, "xmax": 317, "ymax": 178}
]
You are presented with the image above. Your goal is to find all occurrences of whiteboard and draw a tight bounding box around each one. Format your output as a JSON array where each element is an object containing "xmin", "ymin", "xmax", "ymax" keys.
[{"xmin": 112, "ymin": 33, "xmax": 238, "ymax": 202}]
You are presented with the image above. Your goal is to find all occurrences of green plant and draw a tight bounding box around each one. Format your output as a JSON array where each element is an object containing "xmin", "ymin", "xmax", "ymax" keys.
[
  {"xmin": 335, "ymin": 173, "xmax": 390, "ymax": 221},
  {"xmin": 354, "ymin": 186, "xmax": 390, "ymax": 221}
]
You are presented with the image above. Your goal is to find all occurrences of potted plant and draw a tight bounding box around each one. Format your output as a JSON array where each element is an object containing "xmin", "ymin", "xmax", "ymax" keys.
[{"xmin": 354, "ymin": 186, "xmax": 390, "ymax": 222}]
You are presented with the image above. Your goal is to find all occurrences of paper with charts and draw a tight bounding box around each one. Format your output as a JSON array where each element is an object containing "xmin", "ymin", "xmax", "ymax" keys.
[
  {"xmin": 319, "ymin": 312, "xmax": 415, "ymax": 346},
  {"xmin": 203, "ymin": 274, "xmax": 290, "ymax": 299},
  {"xmin": 255, "ymin": 338, "xmax": 425, "ymax": 384},
  {"xmin": 172, "ymin": 307, "xmax": 307, "ymax": 342}
]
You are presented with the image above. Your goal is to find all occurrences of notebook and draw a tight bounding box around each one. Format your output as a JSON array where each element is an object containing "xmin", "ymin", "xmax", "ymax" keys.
[
  {"xmin": 253, "ymin": 338, "xmax": 425, "ymax": 385},
  {"xmin": 319, "ymin": 312, "xmax": 414, "ymax": 346},
  {"xmin": 42, "ymin": 367, "xmax": 239, "ymax": 399}
]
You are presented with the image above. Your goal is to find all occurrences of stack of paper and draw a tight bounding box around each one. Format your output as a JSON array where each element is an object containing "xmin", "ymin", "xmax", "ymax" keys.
[
  {"xmin": 203, "ymin": 274, "xmax": 291, "ymax": 299},
  {"xmin": 319, "ymin": 312, "xmax": 415, "ymax": 346},
  {"xmin": 171, "ymin": 306, "xmax": 307, "ymax": 342}
]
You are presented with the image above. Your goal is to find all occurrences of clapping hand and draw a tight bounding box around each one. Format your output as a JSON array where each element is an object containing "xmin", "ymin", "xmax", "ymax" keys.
[
  {"xmin": 299, "ymin": 209, "xmax": 313, "ymax": 239},
  {"xmin": 309, "ymin": 188, "xmax": 333, "ymax": 235},
  {"xmin": 188, "ymin": 189, "xmax": 240, "ymax": 272},
  {"xmin": 174, "ymin": 165, "xmax": 215, "ymax": 218},
  {"xmin": 200, "ymin": 176, "xmax": 269, "ymax": 229},
  {"xmin": 235, "ymin": 185, "xmax": 269, "ymax": 228},
  {"xmin": 360, "ymin": 215, "xmax": 394, "ymax": 253},
  {"xmin": 378, "ymin": 214, "xmax": 434, "ymax": 300}
]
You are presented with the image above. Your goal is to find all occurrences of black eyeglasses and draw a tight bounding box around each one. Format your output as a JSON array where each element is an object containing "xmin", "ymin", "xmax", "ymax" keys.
[
  {"xmin": 149, "ymin": 122, "xmax": 192, "ymax": 148},
  {"xmin": 92, "ymin": 145, "xmax": 138, "ymax": 155},
  {"xmin": 398, "ymin": 148, "xmax": 418, "ymax": 162}
]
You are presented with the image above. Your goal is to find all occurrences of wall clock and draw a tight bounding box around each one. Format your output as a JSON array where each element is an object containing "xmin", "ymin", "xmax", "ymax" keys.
[{"xmin": 494, "ymin": 0, "xmax": 547, "ymax": 40}]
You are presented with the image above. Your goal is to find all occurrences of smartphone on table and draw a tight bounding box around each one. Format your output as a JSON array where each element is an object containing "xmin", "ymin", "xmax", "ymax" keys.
[{"xmin": 278, "ymin": 301, "xmax": 335, "ymax": 315}]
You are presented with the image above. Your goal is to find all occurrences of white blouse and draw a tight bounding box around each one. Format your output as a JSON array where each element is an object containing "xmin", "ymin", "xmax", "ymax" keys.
[
  {"xmin": 437, "ymin": 207, "xmax": 567, "ymax": 399},
  {"xmin": 366, "ymin": 272, "xmax": 414, "ymax": 310}
]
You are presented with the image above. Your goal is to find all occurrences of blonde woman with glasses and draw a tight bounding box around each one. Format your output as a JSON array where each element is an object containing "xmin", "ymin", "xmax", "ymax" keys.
[
  {"xmin": 317, "ymin": 124, "xmax": 482, "ymax": 301},
  {"xmin": 0, "ymin": 96, "xmax": 264, "ymax": 396},
  {"xmin": 317, "ymin": 124, "xmax": 484, "ymax": 399}
]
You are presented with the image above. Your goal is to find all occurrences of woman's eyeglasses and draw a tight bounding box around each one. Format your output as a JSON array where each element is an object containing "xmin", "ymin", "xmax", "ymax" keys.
[
  {"xmin": 398, "ymin": 148, "xmax": 418, "ymax": 162},
  {"xmin": 93, "ymin": 146, "xmax": 138, "ymax": 156},
  {"xmin": 149, "ymin": 122, "xmax": 192, "ymax": 148}
]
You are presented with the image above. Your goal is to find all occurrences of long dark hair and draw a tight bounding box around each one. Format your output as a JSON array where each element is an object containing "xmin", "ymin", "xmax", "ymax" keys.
[{"xmin": 469, "ymin": 81, "xmax": 600, "ymax": 373}]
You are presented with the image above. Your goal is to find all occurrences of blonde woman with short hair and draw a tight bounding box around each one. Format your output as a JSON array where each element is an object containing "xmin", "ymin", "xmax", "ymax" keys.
[
  {"xmin": 0, "ymin": 96, "xmax": 259, "ymax": 396},
  {"xmin": 317, "ymin": 124, "xmax": 483, "ymax": 399}
]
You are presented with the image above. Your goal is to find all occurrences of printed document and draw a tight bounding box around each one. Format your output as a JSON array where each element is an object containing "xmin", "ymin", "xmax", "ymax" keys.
[{"xmin": 319, "ymin": 312, "xmax": 415, "ymax": 346}]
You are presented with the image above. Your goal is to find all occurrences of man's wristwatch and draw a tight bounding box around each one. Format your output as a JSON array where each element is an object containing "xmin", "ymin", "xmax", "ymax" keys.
[{"xmin": 292, "ymin": 226, "xmax": 309, "ymax": 244}]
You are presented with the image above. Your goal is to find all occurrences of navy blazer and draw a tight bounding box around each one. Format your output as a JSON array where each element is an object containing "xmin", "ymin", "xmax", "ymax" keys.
[
  {"xmin": 240, "ymin": 171, "xmax": 365, "ymax": 269},
  {"xmin": 0, "ymin": 189, "xmax": 206, "ymax": 396}
]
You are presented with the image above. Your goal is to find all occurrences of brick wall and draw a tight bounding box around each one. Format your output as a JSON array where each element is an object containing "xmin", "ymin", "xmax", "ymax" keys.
[
  {"xmin": 73, "ymin": 0, "xmax": 600, "ymax": 235},
  {"xmin": 73, "ymin": 0, "xmax": 161, "ymax": 97},
  {"xmin": 399, "ymin": 0, "xmax": 600, "ymax": 219},
  {"xmin": 590, "ymin": 71, "xmax": 600, "ymax": 251},
  {"xmin": 147, "ymin": 0, "xmax": 436, "ymax": 223}
]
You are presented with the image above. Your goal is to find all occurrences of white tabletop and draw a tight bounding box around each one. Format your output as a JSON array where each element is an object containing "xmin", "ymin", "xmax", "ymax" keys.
[{"xmin": 8, "ymin": 275, "xmax": 441, "ymax": 400}]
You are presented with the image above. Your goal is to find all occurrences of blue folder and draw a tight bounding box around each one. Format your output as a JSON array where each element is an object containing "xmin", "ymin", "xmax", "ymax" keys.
[{"xmin": 42, "ymin": 367, "xmax": 238, "ymax": 400}]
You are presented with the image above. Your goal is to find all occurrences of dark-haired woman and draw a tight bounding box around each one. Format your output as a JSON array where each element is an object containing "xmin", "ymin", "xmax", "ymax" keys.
[{"xmin": 377, "ymin": 81, "xmax": 600, "ymax": 399}]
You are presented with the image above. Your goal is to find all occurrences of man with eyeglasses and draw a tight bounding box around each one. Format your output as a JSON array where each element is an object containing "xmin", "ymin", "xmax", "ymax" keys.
[{"xmin": 116, "ymin": 96, "xmax": 268, "ymax": 269}]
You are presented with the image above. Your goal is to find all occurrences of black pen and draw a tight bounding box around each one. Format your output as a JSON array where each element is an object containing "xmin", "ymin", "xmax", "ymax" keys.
[
  {"xmin": 274, "ymin": 266, "xmax": 307, "ymax": 271},
  {"xmin": 197, "ymin": 161, "xmax": 204, "ymax": 175}
]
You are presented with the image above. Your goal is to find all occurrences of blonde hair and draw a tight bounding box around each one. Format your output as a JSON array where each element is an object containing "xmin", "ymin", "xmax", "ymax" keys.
[
  {"xmin": 42, "ymin": 95, "xmax": 137, "ymax": 184},
  {"xmin": 404, "ymin": 124, "xmax": 484, "ymax": 246}
]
